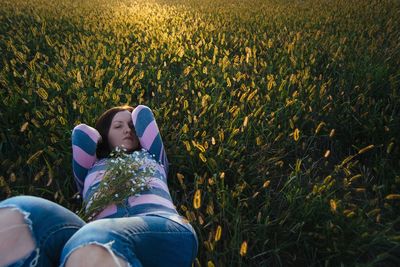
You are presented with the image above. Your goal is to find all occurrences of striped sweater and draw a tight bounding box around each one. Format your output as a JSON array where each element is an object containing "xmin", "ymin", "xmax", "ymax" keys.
[{"xmin": 72, "ymin": 105, "xmax": 177, "ymax": 220}]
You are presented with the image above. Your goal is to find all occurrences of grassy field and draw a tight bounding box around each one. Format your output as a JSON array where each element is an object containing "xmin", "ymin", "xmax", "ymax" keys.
[{"xmin": 1, "ymin": 0, "xmax": 399, "ymax": 265}]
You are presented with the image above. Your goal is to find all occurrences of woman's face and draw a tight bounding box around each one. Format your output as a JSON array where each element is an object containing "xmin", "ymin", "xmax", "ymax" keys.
[{"xmin": 108, "ymin": 110, "xmax": 140, "ymax": 152}]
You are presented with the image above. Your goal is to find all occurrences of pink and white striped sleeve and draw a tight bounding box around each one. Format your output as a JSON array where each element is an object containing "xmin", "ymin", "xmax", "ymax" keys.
[
  {"xmin": 131, "ymin": 105, "xmax": 169, "ymax": 175},
  {"xmin": 71, "ymin": 124, "xmax": 101, "ymax": 195}
]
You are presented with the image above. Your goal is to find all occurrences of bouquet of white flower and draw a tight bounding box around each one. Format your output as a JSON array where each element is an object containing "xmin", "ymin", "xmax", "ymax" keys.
[{"xmin": 80, "ymin": 147, "xmax": 153, "ymax": 221}]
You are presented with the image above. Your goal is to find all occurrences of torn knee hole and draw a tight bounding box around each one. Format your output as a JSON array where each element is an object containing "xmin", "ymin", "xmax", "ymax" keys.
[
  {"xmin": 67, "ymin": 243, "xmax": 126, "ymax": 267},
  {"xmin": 0, "ymin": 208, "xmax": 36, "ymax": 266},
  {"xmin": 0, "ymin": 208, "xmax": 33, "ymax": 232}
]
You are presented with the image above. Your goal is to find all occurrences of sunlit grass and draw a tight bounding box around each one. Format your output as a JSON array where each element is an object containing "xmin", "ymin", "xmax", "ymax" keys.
[{"xmin": 1, "ymin": 0, "xmax": 399, "ymax": 265}]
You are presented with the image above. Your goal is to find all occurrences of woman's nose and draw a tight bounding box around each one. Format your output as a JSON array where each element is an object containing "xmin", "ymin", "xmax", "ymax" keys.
[{"xmin": 124, "ymin": 126, "xmax": 132, "ymax": 134}]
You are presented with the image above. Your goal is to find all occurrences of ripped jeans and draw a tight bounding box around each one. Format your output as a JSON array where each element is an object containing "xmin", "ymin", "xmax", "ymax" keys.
[{"xmin": 0, "ymin": 196, "xmax": 198, "ymax": 267}]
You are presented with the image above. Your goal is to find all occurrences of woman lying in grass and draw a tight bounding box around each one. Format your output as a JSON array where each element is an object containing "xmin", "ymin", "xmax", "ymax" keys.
[{"xmin": 0, "ymin": 105, "xmax": 198, "ymax": 267}]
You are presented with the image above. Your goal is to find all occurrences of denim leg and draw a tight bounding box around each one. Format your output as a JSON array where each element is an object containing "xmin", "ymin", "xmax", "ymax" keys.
[
  {"xmin": 60, "ymin": 214, "xmax": 198, "ymax": 267},
  {"xmin": 0, "ymin": 196, "xmax": 85, "ymax": 267}
]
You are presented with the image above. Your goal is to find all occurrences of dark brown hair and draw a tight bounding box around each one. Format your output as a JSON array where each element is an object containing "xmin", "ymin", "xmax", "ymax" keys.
[{"xmin": 95, "ymin": 105, "xmax": 137, "ymax": 159}]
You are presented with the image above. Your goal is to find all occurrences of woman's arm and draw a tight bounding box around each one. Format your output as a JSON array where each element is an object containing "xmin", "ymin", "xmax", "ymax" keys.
[
  {"xmin": 71, "ymin": 124, "xmax": 101, "ymax": 195},
  {"xmin": 131, "ymin": 105, "xmax": 169, "ymax": 175}
]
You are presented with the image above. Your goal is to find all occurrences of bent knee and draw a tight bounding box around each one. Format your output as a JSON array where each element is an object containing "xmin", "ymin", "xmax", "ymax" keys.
[
  {"xmin": 0, "ymin": 208, "xmax": 36, "ymax": 266},
  {"xmin": 0, "ymin": 207, "xmax": 27, "ymax": 226},
  {"xmin": 65, "ymin": 244, "xmax": 128, "ymax": 267},
  {"xmin": 0, "ymin": 207, "xmax": 35, "ymax": 241}
]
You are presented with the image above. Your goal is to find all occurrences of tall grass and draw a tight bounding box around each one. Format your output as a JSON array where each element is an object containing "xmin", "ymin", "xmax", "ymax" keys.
[{"xmin": 1, "ymin": 0, "xmax": 399, "ymax": 265}]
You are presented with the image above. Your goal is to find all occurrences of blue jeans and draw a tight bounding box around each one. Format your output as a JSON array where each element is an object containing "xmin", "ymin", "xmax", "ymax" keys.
[{"xmin": 0, "ymin": 196, "xmax": 198, "ymax": 267}]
